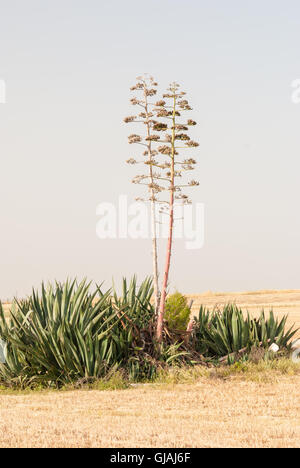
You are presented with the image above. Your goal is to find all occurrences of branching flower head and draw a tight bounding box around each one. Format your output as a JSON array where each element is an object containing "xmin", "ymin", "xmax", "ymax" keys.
[
  {"xmin": 128, "ymin": 134, "xmax": 142, "ymax": 144},
  {"xmin": 145, "ymin": 134, "xmax": 160, "ymax": 141},
  {"xmin": 153, "ymin": 123, "xmax": 168, "ymax": 132},
  {"xmin": 159, "ymin": 162, "xmax": 171, "ymax": 169},
  {"xmin": 158, "ymin": 145, "xmax": 172, "ymax": 155},
  {"xmin": 143, "ymin": 149, "xmax": 158, "ymax": 156},
  {"xmin": 182, "ymin": 164, "xmax": 195, "ymax": 171},
  {"xmin": 175, "ymin": 194, "xmax": 191, "ymax": 204},
  {"xmin": 185, "ymin": 140, "xmax": 199, "ymax": 147},
  {"xmin": 178, "ymin": 99, "xmax": 192, "ymax": 110},
  {"xmin": 126, "ymin": 158, "xmax": 138, "ymax": 165},
  {"xmin": 183, "ymin": 158, "xmax": 196, "ymax": 165},
  {"xmin": 132, "ymin": 175, "xmax": 147, "ymax": 184},
  {"xmin": 146, "ymin": 88, "xmax": 157, "ymax": 96},
  {"xmin": 130, "ymin": 97, "xmax": 140, "ymax": 106},
  {"xmin": 124, "ymin": 116, "xmax": 136, "ymax": 123},
  {"xmin": 155, "ymin": 109, "xmax": 169, "ymax": 117},
  {"xmin": 149, "ymin": 182, "xmax": 164, "ymax": 192},
  {"xmin": 175, "ymin": 124, "xmax": 188, "ymax": 131},
  {"xmin": 175, "ymin": 133, "xmax": 190, "ymax": 141}
]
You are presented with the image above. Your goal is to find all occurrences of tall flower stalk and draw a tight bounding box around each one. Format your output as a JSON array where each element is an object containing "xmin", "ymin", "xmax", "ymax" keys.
[
  {"xmin": 124, "ymin": 75, "xmax": 162, "ymax": 313},
  {"xmin": 125, "ymin": 78, "xmax": 199, "ymax": 342},
  {"xmin": 154, "ymin": 82, "xmax": 199, "ymax": 342}
]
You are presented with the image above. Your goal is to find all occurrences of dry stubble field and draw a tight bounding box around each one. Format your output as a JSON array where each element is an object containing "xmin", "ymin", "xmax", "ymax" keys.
[
  {"xmin": 0, "ymin": 375, "xmax": 300, "ymax": 448},
  {"xmin": 1, "ymin": 289, "xmax": 300, "ymax": 448}
]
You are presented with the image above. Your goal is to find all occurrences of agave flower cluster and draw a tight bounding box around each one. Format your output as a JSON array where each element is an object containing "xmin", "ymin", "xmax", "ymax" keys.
[{"xmin": 124, "ymin": 78, "xmax": 200, "ymax": 209}]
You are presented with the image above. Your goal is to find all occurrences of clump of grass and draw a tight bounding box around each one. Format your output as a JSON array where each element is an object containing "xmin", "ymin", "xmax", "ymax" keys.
[
  {"xmin": 211, "ymin": 359, "xmax": 300, "ymax": 383},
  {"xmin": 91, "ymin": 370, "xmax": 130, "ymax": 391},
  {"xmin": 1, "ymin": 359, "xmax": 299, "ymax": 393},
  {"xmin": 155, "ymin": 365, "xmax": 210, "ymax": 385},
  {"xmin": 0, "ymin": 373, "xmax": 131, "ymax": 395},
  {"xmin": 154, "ymin": 359, "xmax": 300, "ymax": 386},
  {"xmin": 248, "ymin": 346, "xmax": 266, "ymax": 364},
  {"xmin": 61, "ymin": 370, "xmax": 131, "ymax": 392},
  {"xmin": 0, "ymin": 384, "xmax": 55, "ymax": 395}
]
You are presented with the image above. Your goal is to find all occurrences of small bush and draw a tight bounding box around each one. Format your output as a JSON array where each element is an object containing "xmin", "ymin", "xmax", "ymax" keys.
[{"xmin": 165, "ymin": 292, "xmax": 191, "ymax": 331}]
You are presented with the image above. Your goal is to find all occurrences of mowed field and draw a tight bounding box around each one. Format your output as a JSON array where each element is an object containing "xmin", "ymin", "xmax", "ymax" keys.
[
  {"xmin": 0, "ymin": 375, "xmax": 300, "ymax": 448},
  {"xmin": 187, "ymin": 289, "xmax": 300, "ymax": 338}
]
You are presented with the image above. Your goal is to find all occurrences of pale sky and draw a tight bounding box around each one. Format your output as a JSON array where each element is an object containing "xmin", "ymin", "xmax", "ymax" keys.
[{"xmin": 0, "ymin": 0, "xmax": 300, "ymax": 299}]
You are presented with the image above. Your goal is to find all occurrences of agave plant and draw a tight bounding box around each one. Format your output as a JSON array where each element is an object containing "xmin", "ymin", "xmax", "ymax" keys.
[
  {"xmin": 0, "ymin": 280, "xmax": 133, "ymax": 386},
  {"xmin": 193, "ymin": 304, "xmax": 298, "ymax": 358},
  {"xmin": 0, "ymin": 277, "xmax": 157, "ymax": 387},
  {"xmin": 254, "ymin": 310, "xmax": 296, "ymax": 348},
  {"xmin": 2, "ymin": 281, "xmax": 296, "ymax": 387},
  {"xmin": 111, "ymin": 276, "xmax": 154, "ymax": 328}
]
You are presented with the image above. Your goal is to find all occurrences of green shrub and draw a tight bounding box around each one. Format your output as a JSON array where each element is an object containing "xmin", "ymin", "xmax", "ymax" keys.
[{"xmin": 165, "ymin": 292, "xmax": 191, "ymax": 331}]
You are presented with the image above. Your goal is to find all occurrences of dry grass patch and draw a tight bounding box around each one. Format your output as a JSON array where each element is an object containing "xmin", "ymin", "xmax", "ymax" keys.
[{"xmin": 0, "ymin": 362, "xmax": 300, "ymax": 448}]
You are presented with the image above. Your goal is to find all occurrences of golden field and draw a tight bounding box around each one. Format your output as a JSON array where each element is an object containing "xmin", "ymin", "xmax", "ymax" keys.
[{"xmin": 0, "ymin": 369, "xmax": 300, "ymax": 448}]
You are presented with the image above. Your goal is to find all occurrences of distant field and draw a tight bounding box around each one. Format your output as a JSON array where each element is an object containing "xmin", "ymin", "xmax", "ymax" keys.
[
  {"xmin": 2, "ymin": 289, "xmax": 300, "ymax": 337},
  {"xmin": 187, "ymin": 289, "xmax": 300, "ymax": 338}
]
